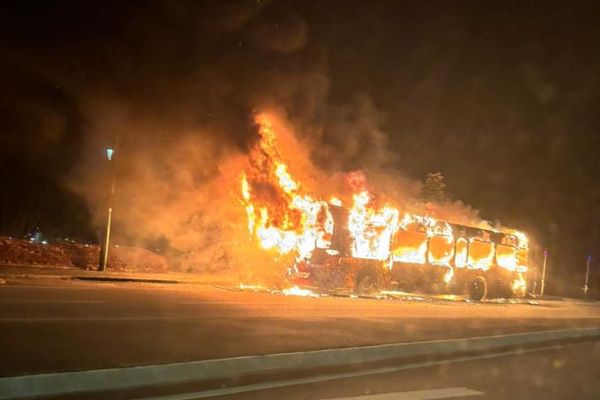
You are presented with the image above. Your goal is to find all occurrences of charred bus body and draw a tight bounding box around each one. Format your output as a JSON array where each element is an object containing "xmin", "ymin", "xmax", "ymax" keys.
[{"xmin": 289, "ymin": 205, "xmax": 528, "ymax": 301}]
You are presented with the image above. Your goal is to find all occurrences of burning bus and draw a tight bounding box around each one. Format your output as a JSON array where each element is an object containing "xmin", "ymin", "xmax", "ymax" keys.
[
  {"xmin": 242, "ymin": 113, "xmax": 529, "ymax": 301},
  {"xmin": 288, "ymin": 204, "xmax": 529, "ymax": 301}
]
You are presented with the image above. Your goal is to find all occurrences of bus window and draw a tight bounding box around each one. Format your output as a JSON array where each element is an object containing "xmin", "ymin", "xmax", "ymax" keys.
[
  {"xmin": 468, "ymin": 240, "xmax": 494, "ymax": 270},
  {"xmin": 496, "ymin": 244, "xmax": 518, "ymax": 271},
  {"xmin": 392, "ymin": 228, "xmax": 427, "ymax": 264},
  {"xmin": 455, "ymin": 237, "xmax": 468, "ymax": 268},
  {"xmin": 517, "ymin": 247, "xmax": 528, "ymax": 269},
  {"xmin": 428, "ymin": 234, "xmax": 454, "ymax": 266}
]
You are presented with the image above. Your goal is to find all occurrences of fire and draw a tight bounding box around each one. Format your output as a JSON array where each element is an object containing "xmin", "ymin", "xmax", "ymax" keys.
[
  {"xmin": 329, "ymin": 196, "xmax": 343, "ymax": 206},
  {"xmin": 348, "ymin": 191, "xmax": 399, "ymax": 260},
  {"xmin": 275, "ymin": 163, "xmax": 298, "ymax": 194},
  {"xmin": 241, "ymin": 114, "xmax": 333, "ymax": 259},
  {"xmin": 282, "ymin": 286, "xmax": 318, "ymax": 297},
  {"xmin": 443, "ymin": 267, "xmax": 454, "ymax": 284},
  {"xmin": 241, "ymin": 112, "xmax": 529, "ymax": 293},
  {"xmin": 511, "ymin": 272, "xmax": 527, "ymax": 297}
]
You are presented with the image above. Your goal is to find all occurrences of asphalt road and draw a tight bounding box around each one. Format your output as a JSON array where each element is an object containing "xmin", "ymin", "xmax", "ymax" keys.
[
  {"xmin": 0, "ymin": 277, "xmax": 598, "ymax": 377},
  {"xmin": 201, "ymin": 341, "xmax": 600, "ymax": 400}
]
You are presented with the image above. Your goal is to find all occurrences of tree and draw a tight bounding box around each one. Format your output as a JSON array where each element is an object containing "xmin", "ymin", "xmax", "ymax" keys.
[{"xmin": 421, "ymin": 172, "xmax": 447, "ymax": 203}]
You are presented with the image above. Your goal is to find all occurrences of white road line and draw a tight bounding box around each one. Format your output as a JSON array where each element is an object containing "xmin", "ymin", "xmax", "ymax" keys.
[
  {"xmin": 323, "ymin": 387, "xmax": 483, "ymax": 399},
  {"xmin": 135, "ymin": 344, "xmax": 564, "ymax": 400}
]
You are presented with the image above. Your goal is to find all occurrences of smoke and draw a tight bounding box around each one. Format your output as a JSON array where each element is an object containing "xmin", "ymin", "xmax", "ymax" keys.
[
  {"xmin": 55, "ymin": 1, "xmax": 328, "ymax": 273},
  {"xmin": 242, "ymin": 1, "xmax": 309, "ymax": 54},
  {"xmin": 311, "ymin": 96, "xmax": 394, "ymax": 171},
  {"xmin": 72, "ymin": 0, "xmax": 489, "ymax": 276},
  {"xmin": 63, "ymin": 1, "xmax": 401, "ymax": 274},
  {"xmin": 1, "ymin": 1, "xmax": 488, "ymax": 276}
]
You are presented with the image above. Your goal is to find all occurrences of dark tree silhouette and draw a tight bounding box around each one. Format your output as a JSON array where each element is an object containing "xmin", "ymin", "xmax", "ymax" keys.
[{"xmin": 421, "ymin": 172, "xmax": 447, "ymax": 203}]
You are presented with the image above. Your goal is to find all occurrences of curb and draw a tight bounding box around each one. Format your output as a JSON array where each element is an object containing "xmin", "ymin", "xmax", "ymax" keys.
[
  {"xmin": 0, "ymin": 269, "xmax": 235, "ymax": 287},
  {"xmin": 0, "ymin": 327, "xmax": 598, "ymax": 399},
  {"xmin": 0, "ymin": 274, "xmax": 182, "ymax": 285},
  {"xmin": 71, "ymin": 276, "xmax": 181, "ymax": 284}
]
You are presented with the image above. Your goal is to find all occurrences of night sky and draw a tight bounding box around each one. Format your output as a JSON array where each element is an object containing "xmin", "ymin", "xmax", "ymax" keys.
[{"xmin": 1, "ymin": 0, "xmax": 598, "ymax": 294}]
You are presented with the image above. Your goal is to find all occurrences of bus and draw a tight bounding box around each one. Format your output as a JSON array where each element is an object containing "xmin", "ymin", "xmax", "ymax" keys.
[{"xmin": 288, "ymin": 205, "xmax": 528, "ymax": 301}]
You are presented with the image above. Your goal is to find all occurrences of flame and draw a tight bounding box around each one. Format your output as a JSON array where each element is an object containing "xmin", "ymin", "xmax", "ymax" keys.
[
  {"xmin": 443, "ymin": 267, "xmax": 454, "ymax": 284},
  {"xmin": 348, "ymin": 191, "xmax": 399, "ymax": 259},
  {"xmin": 511, "ymin": 230, "xmax": 529, "ymax": 248},
  {"xmin": 392, "ymin": 227, "xmax": 428, "ymax": 263},
  {"xmin": 512, "ymin": 273, "xmax": 527, "ymax": 295},
  {"xmin": 496, "ymin": 244, "xmax": 518, "ymax": 271},
  {"xmin": 282, "ymin": 286, "xmax": 318, "ymax": 297},
  {"xmin": 241, "ymin": 112, "xmax": 529, "ymax": 285},
  {"xmin": 275, "ymin": 163, "xmax": 298, "ymax": 194},
  {"xmin": 241, "ymin": 114, "xmax": 333, "ymax": 259},
  {"xmin": 467, "ymin": 239, "xmax": 495, "ymax": 270},
  {"xmin": 428, "ymin": 234, "xmax": 455, "ymax": 266},
  {"xmin": 329, "ymin": 196, "xmax": 343, "ymax": 206}
]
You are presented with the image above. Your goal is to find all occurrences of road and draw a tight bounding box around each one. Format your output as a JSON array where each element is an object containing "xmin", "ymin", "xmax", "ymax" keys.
[
  {"xmin": 200, "ymin": 341, "xmax": 600, "ymax": 400},
  {"xmin": 0, "ymin": 277, "xmax": 598, "ymax": 378}
]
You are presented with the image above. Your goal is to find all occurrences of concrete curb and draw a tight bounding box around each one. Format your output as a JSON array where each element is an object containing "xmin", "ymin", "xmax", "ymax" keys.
[
  {"xmin": 71, "ymin": 276, "xmax": 181, "ymax": 284},
  {"xmin": 0, "ymin": 267, "xmax": 236, "ymax": 287},
  {"xmin": 0, "ymin": 327, "xmax": 598, "ymax": 399}
]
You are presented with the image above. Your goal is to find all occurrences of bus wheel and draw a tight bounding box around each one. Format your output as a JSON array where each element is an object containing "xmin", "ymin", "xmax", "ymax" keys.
[
  {"xmin": 356, "ymin": 269, "xmax": 380, "ymax": 295},
  {"xmin": 469, "ymin": 276, "xmax": 487, "ymax": 301}
]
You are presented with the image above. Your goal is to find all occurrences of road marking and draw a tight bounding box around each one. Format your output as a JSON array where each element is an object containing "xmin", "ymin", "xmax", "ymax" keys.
[
  {"xmin": 134, "ymin": 344, "xmax": 571, "ymax": 400},
  {"xmin": 323, "ymin": 387, "xmax": 483, "ymax": 399}
]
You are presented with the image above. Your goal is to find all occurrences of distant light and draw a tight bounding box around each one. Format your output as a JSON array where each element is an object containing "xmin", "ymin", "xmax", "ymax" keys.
[{"xmin": 106, "ymin": 148, "xmax": 114, "ymax": 161}]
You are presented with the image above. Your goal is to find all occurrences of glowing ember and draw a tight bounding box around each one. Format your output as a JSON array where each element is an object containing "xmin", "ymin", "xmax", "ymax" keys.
[
  {"xmin": 512, "ymin": 273, "xmax": 527, "ymax": 294},
  {"xmin": 239, "ymin": 283, "xmax": 268, "ymax": 291},
  {"xmin": 443, "ymin": 266, "xmax": 455, "ymax": 284},
  {"xmin": 281, "ymin": 286, "xmax": 318, "ymax": 297}
]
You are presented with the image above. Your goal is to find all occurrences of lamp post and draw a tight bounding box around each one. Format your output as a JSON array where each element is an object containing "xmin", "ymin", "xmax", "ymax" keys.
[
  {"xmin": 98, "ymin": 147, "xmax": 115, "ymax": 271},
  {"xmin": 584, "ymin": 255, "xmax": 592, "ymax": 298},
  {"xmin": 540, "ymin": 247, "xmax": 548, "ymax": 296}
]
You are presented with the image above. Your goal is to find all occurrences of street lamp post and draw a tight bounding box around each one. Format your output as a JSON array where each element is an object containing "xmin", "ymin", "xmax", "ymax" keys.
[
  {"xmin": 584, "ymin": 255, "xmax": 592, "ymax": 298},
  {"xmin": 540, "ymin": 247, "xmax": 548, "ymax": 296},
  {"xmin": 98, "ymin": 147, "xmax": 116, "ymax": 271}
]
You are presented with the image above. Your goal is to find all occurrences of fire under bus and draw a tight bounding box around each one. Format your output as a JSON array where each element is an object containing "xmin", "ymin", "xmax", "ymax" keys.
[{"xmin": 288, "ymin": 204, "xmax": 529, "ymax": 301}]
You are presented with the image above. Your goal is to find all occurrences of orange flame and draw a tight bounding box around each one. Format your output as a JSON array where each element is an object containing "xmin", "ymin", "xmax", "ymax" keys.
[
  {"xmin": 348, "ymin": 191, "xmax": 398, "ymax": 260},
  {"xmin": 241, "ymin": 114, "xmax": 333, "ymax": 259},
  {"xmin": 241, "ymin": 113, "xmax": 529, "ymax": 285}
]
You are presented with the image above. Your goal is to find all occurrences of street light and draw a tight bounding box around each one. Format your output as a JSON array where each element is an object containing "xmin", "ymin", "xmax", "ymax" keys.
[
  {"xmin": 584, "ymin": 255, "xmax": 592, "ymax": 298},
  {"xmin": 98, "ymin": 147, "xmax": 116, "ymax": 271},
  {"xmin": 540, "ymin": 247, "xmax": 548, "ymax": 296}
]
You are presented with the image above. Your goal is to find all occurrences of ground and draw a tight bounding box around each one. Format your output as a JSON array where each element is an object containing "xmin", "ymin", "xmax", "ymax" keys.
[{"xmin": 0, "ymin": 271, "xmax": 598, "ymax": 378}]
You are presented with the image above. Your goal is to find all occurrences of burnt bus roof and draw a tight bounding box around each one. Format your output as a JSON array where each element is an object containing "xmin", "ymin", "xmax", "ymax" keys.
[
  {"xmin": 448, "ymin": 223, "xmax": 520, "ymax": 247},
  {"xmin": 328, "ymin": 204, "xmax": 524, "ymax": 248}
]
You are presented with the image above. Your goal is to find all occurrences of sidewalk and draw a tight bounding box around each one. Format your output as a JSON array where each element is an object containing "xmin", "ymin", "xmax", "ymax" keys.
[{"xmin": 0, "ymin": 263, "xmax": 235, "ymax": 286}]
